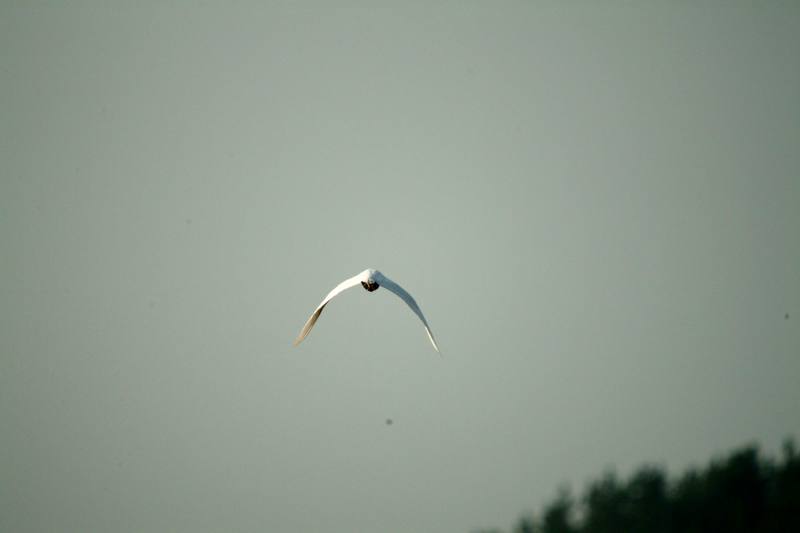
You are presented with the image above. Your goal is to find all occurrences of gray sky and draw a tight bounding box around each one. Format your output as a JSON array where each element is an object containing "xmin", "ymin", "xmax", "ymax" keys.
[{"xmin": 1, "ymin": 2, "xmax": 798, "ymax": 532}]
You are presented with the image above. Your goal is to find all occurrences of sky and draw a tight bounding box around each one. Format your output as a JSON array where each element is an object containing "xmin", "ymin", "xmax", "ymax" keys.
[{"xmin": 1, "ymin": 2, "xmax": 799, "ymax": 532}]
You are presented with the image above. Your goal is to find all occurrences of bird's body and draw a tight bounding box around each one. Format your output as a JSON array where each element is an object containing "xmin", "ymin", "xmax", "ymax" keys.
[{"xmin": 294, "ymin": 269, "xmax": 440, "ymax": 353}]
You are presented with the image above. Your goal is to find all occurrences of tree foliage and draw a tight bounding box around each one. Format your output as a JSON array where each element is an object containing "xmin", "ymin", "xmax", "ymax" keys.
[{"xmin": 486, "ymin": 439, "xmax": 800, "ymax": 533}]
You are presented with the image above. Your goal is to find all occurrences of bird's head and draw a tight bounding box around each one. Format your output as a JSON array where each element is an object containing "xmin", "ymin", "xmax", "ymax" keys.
[
  {"xmin": 361, "ymin": 269, "xmax": 380, "ymax": 292},
  {"xmin": 361, "ymin": 279, "xmax": 380, "ymax": 292}
]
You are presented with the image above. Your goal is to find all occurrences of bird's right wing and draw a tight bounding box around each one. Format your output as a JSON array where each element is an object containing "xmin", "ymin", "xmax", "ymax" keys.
[
  {"xmin": 374, "ymin": 272, "xmax": 440, "ymax": 354},
  {"xmin": 293, "ymin": 272, "xmax": 363, "ymax": 346}
]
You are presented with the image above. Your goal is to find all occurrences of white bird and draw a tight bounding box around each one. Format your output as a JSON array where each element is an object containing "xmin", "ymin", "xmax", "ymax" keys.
[{"xmin": 294, "ymin": 269, "xmax": 440, "ymax": 353}]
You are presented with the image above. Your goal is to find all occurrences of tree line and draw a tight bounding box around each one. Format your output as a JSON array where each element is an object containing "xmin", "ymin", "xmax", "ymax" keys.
[{"xmin": 478, "ymin": 439, "xmax": 799, "ymax": 533}]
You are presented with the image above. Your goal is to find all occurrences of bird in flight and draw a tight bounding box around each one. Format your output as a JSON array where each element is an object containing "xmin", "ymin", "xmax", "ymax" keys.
[{"xmin": 294, "ymin": 269, "xmax": 440, "ymax": 353}]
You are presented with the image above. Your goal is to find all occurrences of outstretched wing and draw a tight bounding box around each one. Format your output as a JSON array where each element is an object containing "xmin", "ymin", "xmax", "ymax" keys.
[
  {"xmin": 374, "ymin": 272, "xmax": 440, "ymax": 353},
  {"xmin": 294, "ymin": 272, "xmax": 363, "ymax": 346}
]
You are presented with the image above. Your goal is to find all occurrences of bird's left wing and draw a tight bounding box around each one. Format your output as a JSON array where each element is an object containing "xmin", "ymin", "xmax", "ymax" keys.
[
  {"xmin": 294, "ymin": 272, "xmax": 363, "ymax": 346},
  {"xmin": 374, "ymin": 272, "xmax": 440, "ymax": 353}
]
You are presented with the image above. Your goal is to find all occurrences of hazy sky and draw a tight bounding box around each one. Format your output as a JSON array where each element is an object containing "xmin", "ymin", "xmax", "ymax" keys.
[{"xmin": 1, "ymin": 2, "xmax": 798, "ymax": 532}]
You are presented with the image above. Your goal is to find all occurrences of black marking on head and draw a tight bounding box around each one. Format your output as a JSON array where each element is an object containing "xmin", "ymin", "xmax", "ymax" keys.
[{"xmin": 361, "ymin": 280, "xmax": 379, "ymax": 292}]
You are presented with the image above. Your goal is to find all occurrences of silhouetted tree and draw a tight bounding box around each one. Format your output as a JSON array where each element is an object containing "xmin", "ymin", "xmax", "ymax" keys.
[
  {"xmin": 763, "ymin": 438, "xmax": 800, "ymax": 532},
  {"xmin": 626, "ymin": 466, "xmax": 668, "ymax": 533},
  {"xmin": 484, "ymin": 438, "xmax": 800, "ymax": 533},
  {"xmin": 540, "ymin": 488, "xmax": 576, "ymax": 533},
  {"xmin": 582, "ymin": 471, "xmax": 631, "ymax": 533},
  {"xmin": 670, "ymin": 467, "xmax": 706, "ymax": 533},
  {"xmin": 704, "ymin": 447, "xmax": 766, "ymax": 531}
]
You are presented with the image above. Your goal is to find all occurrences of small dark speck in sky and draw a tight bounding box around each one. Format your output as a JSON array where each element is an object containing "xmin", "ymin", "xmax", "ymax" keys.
[
  {"xmin": 786, "ymin": 313, "xmax": 790, "ymax": 320},
  {"xmin": 386, "ymin": 418, "xmax": 393, "ymax": 426}
]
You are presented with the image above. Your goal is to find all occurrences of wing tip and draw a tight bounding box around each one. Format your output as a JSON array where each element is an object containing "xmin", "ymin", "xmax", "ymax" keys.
[{"xmin": 425, "ymin": 329, "xmax": 441, "ymax": 355}]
